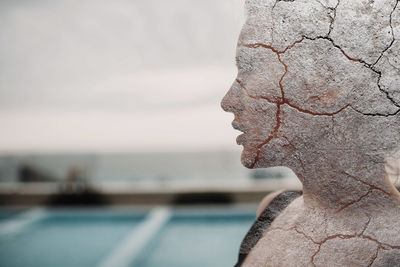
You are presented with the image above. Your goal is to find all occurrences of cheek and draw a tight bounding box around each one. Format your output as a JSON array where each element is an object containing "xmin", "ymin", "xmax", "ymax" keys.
[
  {"xmin": 256, "ymin": 138, "xmax": 298, "ymax": 168},
  {"xmin": 242, "ymin": 98, "xmax": 278, "ymax": 144},
  {"xmin": 242, "ymin": 68, "xmax": 284, "ymax": 103},
  {"xmin": 236, "ymin": 46, "xmax": 284, "ymax": 102},
  {"xmin": 238, "ymin": 98, "xmax": 279, "ymax": 168},
  {"xmin": 279, "ymin": 105, "xmax": 335, "ymax": 149},
  {"xmin": 260, "ymin": 139, "xmax": 286, "ymax": 161}
]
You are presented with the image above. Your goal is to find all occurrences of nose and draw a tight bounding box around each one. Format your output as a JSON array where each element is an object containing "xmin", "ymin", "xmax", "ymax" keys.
[{"xmin": 221, "ymin": 80, "xmax": 242, "ymax": 113}]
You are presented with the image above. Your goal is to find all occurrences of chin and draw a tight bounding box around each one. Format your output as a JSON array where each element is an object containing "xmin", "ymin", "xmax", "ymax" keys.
[
  {"xmin": 240, "ymin": 140, "xmax": 286, "ymax": 169},
  {"xmin": 240, "ymin": 145, "xmax": 260, "ymax": 169}
]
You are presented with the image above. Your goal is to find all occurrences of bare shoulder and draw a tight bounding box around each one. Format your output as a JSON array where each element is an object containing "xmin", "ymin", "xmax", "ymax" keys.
[{"xmin": 245, "ymin": 199, "xmax": 400, "ymax": 267}]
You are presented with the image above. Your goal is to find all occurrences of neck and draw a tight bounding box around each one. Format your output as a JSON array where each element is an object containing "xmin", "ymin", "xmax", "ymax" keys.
[{"xmin": 293, "ymin": 156, "xmax": 400, "ymax": 212}]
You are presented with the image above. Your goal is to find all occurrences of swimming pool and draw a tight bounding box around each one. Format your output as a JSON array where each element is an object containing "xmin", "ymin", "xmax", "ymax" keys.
[{"xmin": 0, "ymin": 207, "xmax": 255, "ymax": 267}]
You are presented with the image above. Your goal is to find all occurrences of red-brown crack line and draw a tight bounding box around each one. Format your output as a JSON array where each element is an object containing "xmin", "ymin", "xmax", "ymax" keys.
[
  {"xmin": 237, "ymin": 38, "xmax": 357, "ymax": 168},
  {"xmin": 268, "ymin": 220, "xmax": 399, "ymax": 267}
]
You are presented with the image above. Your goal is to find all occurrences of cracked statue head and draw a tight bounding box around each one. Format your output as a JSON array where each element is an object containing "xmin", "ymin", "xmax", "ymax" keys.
[{"xmin": 221, "ymin": 0, "xmax": 400, "ymax": 207}]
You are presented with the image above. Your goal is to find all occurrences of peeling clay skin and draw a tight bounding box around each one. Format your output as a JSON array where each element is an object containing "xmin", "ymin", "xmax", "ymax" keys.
[{"xmin": 221, "ymin": 0, "xmax": 400, "ymax": 266}]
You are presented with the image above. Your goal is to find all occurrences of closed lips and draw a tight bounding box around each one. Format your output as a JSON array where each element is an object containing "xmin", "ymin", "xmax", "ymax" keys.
[{"xmin": 232, "ymin": 121, "xmax": 247, "ymax": 133}]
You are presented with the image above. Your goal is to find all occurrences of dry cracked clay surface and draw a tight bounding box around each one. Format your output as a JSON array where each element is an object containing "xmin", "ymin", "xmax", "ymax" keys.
[{"xmin": 221, "ymin": 0, "xmax": 400, "ymax": 266}]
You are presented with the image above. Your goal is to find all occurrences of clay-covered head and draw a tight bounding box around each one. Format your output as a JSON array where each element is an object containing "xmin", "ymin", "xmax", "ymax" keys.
[{"xmin": 221, "ymin": 0, "xmax": 400, "ymax": 194}]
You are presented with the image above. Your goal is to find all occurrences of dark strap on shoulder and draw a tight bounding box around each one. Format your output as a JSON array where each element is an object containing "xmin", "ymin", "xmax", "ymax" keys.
[{"xmin": 234, "ymin": 190, "xmax": 302, "ymax": 267}]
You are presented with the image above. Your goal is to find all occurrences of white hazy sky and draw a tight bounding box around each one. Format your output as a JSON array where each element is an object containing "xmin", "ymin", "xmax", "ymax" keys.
[{"xmin": 0, "ymin": 0, "xmax": 245, "ymax": 153}]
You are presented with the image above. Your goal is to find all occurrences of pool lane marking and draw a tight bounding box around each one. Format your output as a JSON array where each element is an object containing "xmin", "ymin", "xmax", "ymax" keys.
[
  {"xmin": 97, "ymin": 206, "xmax": 172, "ymax": 267},
  {"xmin": 0, "ymin": 208, "xmax": 47, "ymax": 236}
]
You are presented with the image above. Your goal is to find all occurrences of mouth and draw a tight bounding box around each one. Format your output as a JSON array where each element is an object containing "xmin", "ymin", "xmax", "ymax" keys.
[
  {"xmin": 231, "ymin": 121, "xmax": 246, "ymax": 132},
  {"xmin": 232, "ymin": 121, "xmax": 247, "ymax": 145}
]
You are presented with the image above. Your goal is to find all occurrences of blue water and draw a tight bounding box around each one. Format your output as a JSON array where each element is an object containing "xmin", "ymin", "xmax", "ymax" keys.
[
  {"xmin": 0, "ymin": 208, "xmax": 255, "ymax": 267},
  {"xmin": 0, "ymin": 209, "xmax": 26, "ymax": 222},
  {"xmin": 132, "ymin": 214, "xmax": 254, "ymax": 267},
  {"xmin": 0, "ymin": 212, "xmax": 145, "ymax": 267}
]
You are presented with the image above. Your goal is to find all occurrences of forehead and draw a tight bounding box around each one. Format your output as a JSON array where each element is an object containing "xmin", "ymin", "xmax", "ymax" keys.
[
  {"xmin": 233, "ymin": 1, "xmax": 399, "ymax": 116},
  {"xmin": 239, "ymin": 0, "xmax": 333, "ymax": 52},
  {"xmin": 244, "ymin": 0, "xmax": 274, "ymax": 15},
  {"xmin": 238, "ymin": 3, "xmax": 273, "ymax": 46}
]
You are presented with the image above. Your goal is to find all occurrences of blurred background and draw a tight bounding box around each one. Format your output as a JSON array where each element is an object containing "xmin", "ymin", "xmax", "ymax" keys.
[{"xmin": 0, "ymin": 1, "xmax": 300, "ymax": 266}]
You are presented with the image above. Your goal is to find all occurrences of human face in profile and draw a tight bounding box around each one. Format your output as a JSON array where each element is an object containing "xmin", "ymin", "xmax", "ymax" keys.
[
  {"xmin": 221, "ymin": 4, "xmax": 399, "ymax": 177},
  {"xmin": 221, "ymin": 44, "xmax": 283, "ymax": 169}
]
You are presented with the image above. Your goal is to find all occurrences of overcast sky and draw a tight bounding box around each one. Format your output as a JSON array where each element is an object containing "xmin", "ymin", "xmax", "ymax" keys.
[{"xmin": 0, "ymin": 0, "xmax": 245, "ymax": 153}]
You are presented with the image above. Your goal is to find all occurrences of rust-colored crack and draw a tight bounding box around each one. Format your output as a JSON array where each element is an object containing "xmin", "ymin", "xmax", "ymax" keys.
[
  {"xmin": 236, "ymin": 79, "xmax": 279, "ymax": 104},
  {"xmin": 332, "ymin": 170, "xmax": 395, "ymax": 212},
  {"xmin": 368, "ymin": 246, "xmax": 381, "ymax": 267},
  {"xmin": 238, "ymin": 38, "xmax": 356, "ymax": 168},
  {"xmin": 269, "ymin": 225, "xmax": 385, "ymax": 267},
  {"xmin": 293, "ymin": 226, "xmax": 319, "ymax": 244},
  {"xmin": 267, "ymin": 220, "xmax": 399, "ymax": 266},
  {"xmin": 339, "ymin": 49, "xmax": 360, "ymax": 62},
  {"xmin": 277, "ymin": 225, "xmax": 400, "ymax": 250},
  {"xmin": 311, "ymin": 245, "xmax": 322, "ymax": 267},
  {"xmin": 304, "ymin": 35, "xmax": 400, "ymax": 108},
  {"xmin": 363, "ymin": 235, "xmax": 400, "ymax": 250},
  {"xmin": 285, "ymin": 101, "xmax": 350, "ymax": 116},
  {"xmin": 335, "ymin": 189, "xmax": 373, "ymax": 213},
  {"xmin": 315, "ymin": 159, "xmax": 395, "ymax": 212},
  {"xmin": 266, "ymin": 225, "xmax": 320, "ymax": 266},
  {"xmin": 240, "ymin": 42, "xmax": 303, "ymax": 116},
  {"xmin": 281, "ymin": 135, "xmax": 295, "ymax": 150},
  {"xmin": 341, "ymin": 171, "xmax": 393, "ymax": 197},
  {"xmin": 362, "ymin": 217, "xmax": 371, "ymax": 235},
  {"xmin": 250, "ymin": 103, "xmax": 282, "ymax": 168},
  {"xmin": 310, "ymin": 231, "xmax": 398, "ymax": 266},
  {"xmin": 238, "ymin": 34, "xmax": 400, "ymax": 167}
]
